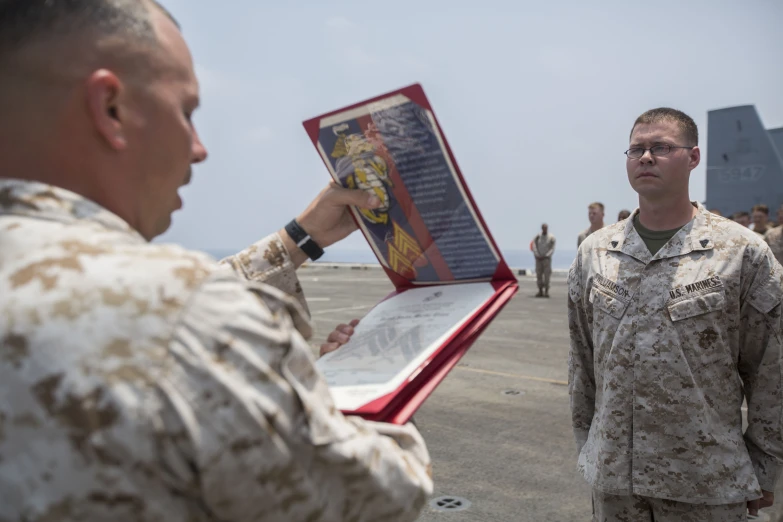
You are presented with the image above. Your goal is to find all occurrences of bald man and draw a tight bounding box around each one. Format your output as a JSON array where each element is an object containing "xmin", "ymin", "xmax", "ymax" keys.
[
  {"xmin": 531, "ymin": 223, "xmax": 556, "ymax": 297},
  {"xmin": 0, "ymin": 1, "xmax": 432, "ymax": 521}
]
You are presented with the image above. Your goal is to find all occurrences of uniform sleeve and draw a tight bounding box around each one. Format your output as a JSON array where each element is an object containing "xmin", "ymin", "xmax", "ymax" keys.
[
  {"xmin": 155, "ymin": 272, "xmax": 432, "ymax": 522},
  {"xmin": 531, "ymin": 236, "xmax": 541, "ymax": 258},
  {"xmin": 739, "ymin": 251, "xmax": 783, "ymax": 492},
  {"xmin": 544, "ymin": 236, "xmax": 556, "ymax": 258},
  {"xmin": 567, "ymin": 253, "xmax": 595, "ymax": 453},
  {"xmin": 218, "ymin": 233, "xmax": 308, "ymax": 315}
]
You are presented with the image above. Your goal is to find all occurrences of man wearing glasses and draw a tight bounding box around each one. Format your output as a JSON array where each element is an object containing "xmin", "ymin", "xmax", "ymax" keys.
[{"xmin": 568, "ymin": 108, "xmax": 783, "ymax": 521}]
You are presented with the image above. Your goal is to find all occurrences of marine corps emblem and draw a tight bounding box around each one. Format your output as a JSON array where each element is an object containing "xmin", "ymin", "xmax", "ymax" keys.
[{"xmin": 331, "ymin": 124, "xmax": 394, "ymax": 225}]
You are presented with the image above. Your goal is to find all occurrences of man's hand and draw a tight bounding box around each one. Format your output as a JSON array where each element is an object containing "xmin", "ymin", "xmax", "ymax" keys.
[
  {"xmin": 298, "ymin": 182, "xmax": 381, "ymax": 248},
  {"xmin": 320, "ymin": 319, "xmax": 360, "ymax": 357},
  {"xmin": 280, "ymin": 183, "xmax": 380, "ymax": 267},
  {"xmin": 748, "ymin": 490, "xmax": 774, "ymax": 517}
]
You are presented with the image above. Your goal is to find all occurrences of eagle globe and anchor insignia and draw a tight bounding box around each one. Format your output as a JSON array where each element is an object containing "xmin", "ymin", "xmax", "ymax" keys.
[{"xmin": 330, "ymin": 123, "xmax": 428, "ymax": 279}]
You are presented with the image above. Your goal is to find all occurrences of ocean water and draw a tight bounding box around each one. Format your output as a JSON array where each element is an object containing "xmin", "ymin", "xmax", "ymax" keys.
[{"xmin": 205, "ymin": 248, "xmax": 577, "ymax": 271}]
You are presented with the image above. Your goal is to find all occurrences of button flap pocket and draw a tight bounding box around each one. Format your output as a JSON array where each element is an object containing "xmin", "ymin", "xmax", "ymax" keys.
[
  {"xmin": 668, "ymin": 291, "xmax": 725, "ymax": 322},
  {"xmin": 589, "ymin": 287, "xmax": 629, "ymax": 319}
]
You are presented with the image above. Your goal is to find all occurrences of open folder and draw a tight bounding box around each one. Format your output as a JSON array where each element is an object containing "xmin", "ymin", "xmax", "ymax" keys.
[{"xmin": 303, "ymin": 83, "xmax": 519, "ymax": 424}]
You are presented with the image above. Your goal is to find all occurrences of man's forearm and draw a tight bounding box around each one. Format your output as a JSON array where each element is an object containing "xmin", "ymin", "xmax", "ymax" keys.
[{"xmin": 218, "ymin": 232, "xmax": 308, "ymax": 313}]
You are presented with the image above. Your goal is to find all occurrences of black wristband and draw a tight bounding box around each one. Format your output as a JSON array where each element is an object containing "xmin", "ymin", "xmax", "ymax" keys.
[{"xmin": 285, "ymin": 219, "xmax": 324, "ymax": 261}]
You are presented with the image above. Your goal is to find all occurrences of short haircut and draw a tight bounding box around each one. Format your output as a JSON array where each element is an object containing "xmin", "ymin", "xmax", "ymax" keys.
[
  {"xmin": 0, "ymin": 0, "xmax": 178, "ymax": 58},
  {"xmin": 752, "ymin": 204, "xmax": 769, "ymax": 215},
  {"xmin": 733, "ymin": 211, "xmax": 750, "ymax": 219},
  {"xmin": 630, "ymin": 108, "xmax": 699, "ymax": 147},
  {"xmin": 588, "ymin": 202, "xmax": 604, "ymax": 212}
]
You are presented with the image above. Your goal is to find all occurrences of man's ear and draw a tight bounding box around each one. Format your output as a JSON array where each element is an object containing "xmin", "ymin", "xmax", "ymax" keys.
[
  {"xmin": 85, "ymin": 69, "xmax": 127, "ymax": 150},
  {"xmin": 689, "ymin": 146, "xmax": 701, "ymax": 171}
]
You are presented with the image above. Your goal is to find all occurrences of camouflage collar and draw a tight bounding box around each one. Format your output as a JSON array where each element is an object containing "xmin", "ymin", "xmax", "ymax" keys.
[
  {"xmin": 607, "ymin": 202, "xmax": 714, "ymax": 264},
  {"xmin": 0, "ymin": 178, "xmax": 145, "ymax": 241}
]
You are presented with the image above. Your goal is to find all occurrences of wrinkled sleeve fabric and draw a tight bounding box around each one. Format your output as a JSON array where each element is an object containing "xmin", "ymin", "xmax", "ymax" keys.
[
  {"xmin": 531, "ymin": 237, "xmax": 541, "ymax": 258},
  {"xmin": 544, "ymin": 236, "xmax": 556, "ymax": 258},
  {"xmin": 567, "ymin": 253, "xmax": 595, "ymax": 454},
  {"xmin": 218, "ymin": 233, "xmax": 308, "ymax": 315},
  {"xmin": 739, "ymin": 250, "xmax": 783, "ymax": 493},
  {"xmin": 157, "ymin": 272, "xmax": 433, "ymax": 522}
]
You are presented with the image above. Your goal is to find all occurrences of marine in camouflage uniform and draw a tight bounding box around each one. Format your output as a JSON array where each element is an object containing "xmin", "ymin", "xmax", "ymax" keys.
[
  {"xmin": 577, "ymin": 203, "xmax": 605, "ymax": 248},
  {"xmin": 769, "ymin": 221, "xmax": 783, "ymax": 522},
  {"xmin": 765, "ymin": 224, "xmax": 783, "ymax": 268},
  {"xmin": 577, "ymin": 227, "xmax": 593, "ymax": 248},
  {"xmin": 569, "ymin": 109, "xmax": 783, "ymax": 521},
  {"xmin": 531, "ymin": 224, "xmax": 556, "ymax": 297},
  {"xmin": 0, "ymin": 1, "xmax": 432, "ymax": 520},
  {"xmin": 0, "ymin": 179, "xmax": 433, "ymax": 521}
]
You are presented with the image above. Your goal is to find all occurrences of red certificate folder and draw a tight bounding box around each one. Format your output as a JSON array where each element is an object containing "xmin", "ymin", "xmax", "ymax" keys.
[{"xmin": 303, "ymin": 83, "xmax": 518, "ymax": 424}]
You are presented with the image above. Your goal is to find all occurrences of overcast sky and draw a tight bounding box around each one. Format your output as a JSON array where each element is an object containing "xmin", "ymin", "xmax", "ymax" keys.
[{"xmin": 155, "ymin": 0, "xmax": 783, "ymax": 257}]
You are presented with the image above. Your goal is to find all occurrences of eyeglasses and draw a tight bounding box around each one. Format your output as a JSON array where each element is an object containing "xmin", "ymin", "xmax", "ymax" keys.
[{"xmin": 624, "ymin": 144, "xmax": 694, "ymax": 159}]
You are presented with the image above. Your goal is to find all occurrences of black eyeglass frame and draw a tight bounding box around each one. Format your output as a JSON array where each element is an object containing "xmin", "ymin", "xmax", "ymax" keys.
[{"xmin": 624, "ymin": 144, "xmax": 694, "ymax": 159}]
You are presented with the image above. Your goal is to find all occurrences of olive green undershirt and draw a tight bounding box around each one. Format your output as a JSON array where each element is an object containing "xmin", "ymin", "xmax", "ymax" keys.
[{"xmin": 633, "ymin": 214, "xmax": 683, "ymax": 256}]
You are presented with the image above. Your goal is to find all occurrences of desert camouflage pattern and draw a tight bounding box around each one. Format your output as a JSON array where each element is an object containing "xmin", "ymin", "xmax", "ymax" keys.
[
  {"xmin": 577, "ymin": 227, "xmax": 594, "ymax": 248},
  {"xmin": 592, "ymin": 489, "xmax": 748, "ymax": 521},
  {"xmin": 765, "ymin": 226, "xmax": 783, "ymax": 267},
  {"xmin": 532, "ymin": 233, "xmax": 556, "ymax": 291},
  {"xmin": 219, "ymin": 231, "xmax": 307, "ymax": 315},
  {"xmin": 532, "ymin": 233, "xmax": 556, "ymax": 259},
  {"xmin": 568, "ymin": 203, "xmax": 783, "ymax": 505},
  {"xmin": 0, "ymin": 179, "xmax": 432, "ymax": 521}
]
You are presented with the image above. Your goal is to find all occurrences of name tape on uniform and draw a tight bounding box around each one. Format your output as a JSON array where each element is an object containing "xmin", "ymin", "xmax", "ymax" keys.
[
  {"xmin": 669, "ymin": 276, "xmax": 723, "ymax": 300},
  {"xmin": 594, "ymin": 274, "xmax": 631, "ymax": 300}
]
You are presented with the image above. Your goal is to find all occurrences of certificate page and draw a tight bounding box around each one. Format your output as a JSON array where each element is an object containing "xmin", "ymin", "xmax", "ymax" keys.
[
  {"xmin": 310, "ymin": 92, "xmax": 501, "ymax": 284},
  {"xmin": 316, "ymin": 282, "xmax": 497, "ymax": 411}
]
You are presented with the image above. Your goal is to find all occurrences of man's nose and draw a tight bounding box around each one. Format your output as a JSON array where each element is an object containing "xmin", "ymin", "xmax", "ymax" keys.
[{"xmin": 192, "ymin": 127, "xmax": 208, "ymax": 164}]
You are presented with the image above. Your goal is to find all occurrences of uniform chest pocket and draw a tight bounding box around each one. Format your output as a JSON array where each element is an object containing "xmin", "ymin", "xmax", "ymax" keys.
[
  {"xmin": 588, "ymin": 287, "xmax": 630, "ymax": 373},
  {"xmin": 667, "ymin": 290, "xmax": 725, "ymax": 322},
  {"xmin": 589, "ymin": 287, "xmax": 630, "ymax": 319},
  {"xmin": 667, "ymin": 290, "xmax": 730, "ymax": 372}
]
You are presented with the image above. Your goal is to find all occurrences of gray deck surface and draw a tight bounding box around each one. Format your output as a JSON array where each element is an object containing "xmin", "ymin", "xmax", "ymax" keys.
[{"xmin": 300, "ymin": 266, "xmax": 592, "ymax": 521}]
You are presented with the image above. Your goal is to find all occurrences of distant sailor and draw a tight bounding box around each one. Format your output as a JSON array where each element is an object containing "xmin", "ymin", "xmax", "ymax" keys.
[
  {"xmin": 531, "ymin": 223, "xmax": 556, "ymax": 297},
  {"xmin": 577, "ymin": 202, "xmax": 605, "ymax": 247}
]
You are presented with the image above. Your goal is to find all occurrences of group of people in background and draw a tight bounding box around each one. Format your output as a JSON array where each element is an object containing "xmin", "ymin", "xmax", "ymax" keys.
[
  {"xmin": 712, "ymin": 203, "xmax": 783, "ymax": 266},
  {"xmin": 530, "ymin": 202, "xmax": 631, "ymax": 297},
  {"xmin": 530, "ymin": 201, "xmax": 783, "ymax": 298},
  {"xmin": 575, "ymin": 202, "xmax": 631, "ymax": 248}
]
